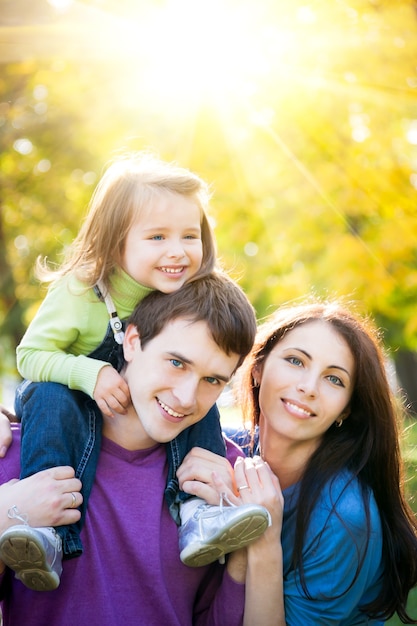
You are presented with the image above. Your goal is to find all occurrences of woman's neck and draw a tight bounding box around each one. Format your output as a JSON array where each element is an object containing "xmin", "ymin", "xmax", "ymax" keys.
[{"xmin": 258, "ymin": 420, "xmax": 318, "ymax": 490}]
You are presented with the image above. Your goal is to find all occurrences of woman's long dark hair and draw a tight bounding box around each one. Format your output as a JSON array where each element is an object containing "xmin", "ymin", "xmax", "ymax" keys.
[{"xmin": 240, "ymin": 300, "xmax": 417, "ymax": 623}]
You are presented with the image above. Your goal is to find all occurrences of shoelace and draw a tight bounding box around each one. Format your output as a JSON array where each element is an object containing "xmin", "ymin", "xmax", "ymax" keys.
[
  {"xmin": 7, "ymin": 505, "xmax": 62, "ymax": 565},
  {"xmin": 7, "ymin": 505, "xmax": 28, "ymax": 525}
]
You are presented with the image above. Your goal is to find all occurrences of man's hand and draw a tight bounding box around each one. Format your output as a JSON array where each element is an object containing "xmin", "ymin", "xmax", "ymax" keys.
[{"xmin": 176, "ymin": 447, "xmax": 237, "ymax": 505}]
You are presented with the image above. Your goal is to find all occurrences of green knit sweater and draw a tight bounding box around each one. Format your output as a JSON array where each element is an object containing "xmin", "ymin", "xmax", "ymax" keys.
[{"xmin": 16, "ymin": 270, "xmax": 152, "ymax": 398}]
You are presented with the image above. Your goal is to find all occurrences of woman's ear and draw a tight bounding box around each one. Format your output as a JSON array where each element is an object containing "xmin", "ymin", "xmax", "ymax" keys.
[
  {"xmin": 123, "ymin": 324, "xmax": 141, "ymax": 362},
  {"xmin": 339, "ymin": 406, "xmax": 351, "ymax": 423},
  {"xmin": 252, "ymin": 364, "xmax": 262, "ymax": 387}
]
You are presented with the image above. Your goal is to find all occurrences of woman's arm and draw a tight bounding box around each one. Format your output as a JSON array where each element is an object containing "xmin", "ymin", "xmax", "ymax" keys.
[{"xmin": 234, "ymin": 456, "xmax": 286, "ymax": 626}]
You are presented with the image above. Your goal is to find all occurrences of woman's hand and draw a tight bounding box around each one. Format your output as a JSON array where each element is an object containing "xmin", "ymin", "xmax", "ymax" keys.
[
  {"xmin": 176, "ymin": 447, "xmax": 237, "ymax": 505},
  {"xmin": 0, "ymin": 406, "xmax": 16, "ymax": 458},
  {"xmin": 0, "ymin": 467, "xmax": 83, "ymax": 533},
  {"xmin": 234, "ymin": 455, "xmax": 284, "ymax": 527}
]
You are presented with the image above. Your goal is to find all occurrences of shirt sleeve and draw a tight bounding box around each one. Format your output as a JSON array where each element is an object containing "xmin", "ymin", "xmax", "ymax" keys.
[
  {"xmin": 16, "ymin": 277, "xmax": 110, "ymax": 397},
  {"xmin": 284, "ymin": 483, "xmax": 383, "ymax": 625}
]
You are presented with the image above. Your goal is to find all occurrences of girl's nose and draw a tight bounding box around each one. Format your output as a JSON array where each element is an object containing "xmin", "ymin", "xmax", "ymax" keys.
[{"xmin": 166, "ymin": 239, "xmax": 186, "ymax": 259}]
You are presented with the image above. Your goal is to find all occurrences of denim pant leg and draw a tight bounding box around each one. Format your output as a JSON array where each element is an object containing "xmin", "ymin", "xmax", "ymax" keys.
[
  {"xmin": 165, "ymin": 404, "xmax": 226, "ymax": 524},
  {"xmin": 16, "ymin": 381, "xmax": 102, "ymax": 559}
]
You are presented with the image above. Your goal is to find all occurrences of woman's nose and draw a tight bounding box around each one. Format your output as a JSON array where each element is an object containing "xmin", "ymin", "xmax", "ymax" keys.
[{"xmin": 296, "ymin": 374, "xmax": 319, "ymax": 397}]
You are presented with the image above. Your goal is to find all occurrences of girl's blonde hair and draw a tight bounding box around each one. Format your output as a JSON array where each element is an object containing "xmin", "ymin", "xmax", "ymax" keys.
[{"xmin": 37, "ymin": 151, "xmax": 217, "ymax": 289}]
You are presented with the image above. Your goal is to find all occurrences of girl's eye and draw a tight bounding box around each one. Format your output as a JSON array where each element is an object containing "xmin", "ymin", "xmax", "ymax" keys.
[
  {"xmin": 170, "ymin": 359, "xmax": 184, "ymax": 369},
  {"xmin": 327, "ymin": 374, "xmax": 344, "ymax": 387},
  {"xmin": 151, "ymin": 235, "xmax": 164, "ymax": 241},
  {"xmin": 184, "ymin": 234, "xmax": 200, "ymax": 240}
]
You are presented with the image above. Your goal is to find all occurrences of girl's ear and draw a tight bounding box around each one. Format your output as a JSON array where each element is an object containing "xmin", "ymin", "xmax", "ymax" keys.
[{"xmin": 123, "ymin": 324, "xmax": 141, "ymax": 362}]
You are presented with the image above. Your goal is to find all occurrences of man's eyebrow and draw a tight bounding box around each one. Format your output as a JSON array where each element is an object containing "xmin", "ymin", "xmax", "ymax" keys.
[{"xmin": 169, "ymin": 351, "xmax": 230, "ymax": 383}]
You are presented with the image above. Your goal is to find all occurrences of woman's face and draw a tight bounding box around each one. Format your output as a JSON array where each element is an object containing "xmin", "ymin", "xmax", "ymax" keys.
[{"xmin": 256, "ymin": 320, "xmax": 355, "ymax": 448}]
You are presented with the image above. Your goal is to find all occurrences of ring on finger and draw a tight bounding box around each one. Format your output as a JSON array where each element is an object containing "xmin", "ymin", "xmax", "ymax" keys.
[
  {"xmin": 238, "ymin": 485, "xmax": 249, "ymax": 492},
  {"xmin": 70, "ymin": 492, "xmax": 77, "ymax": 508}
]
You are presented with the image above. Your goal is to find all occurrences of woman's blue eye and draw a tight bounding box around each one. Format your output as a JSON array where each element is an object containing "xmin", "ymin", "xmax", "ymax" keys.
[
  {"xmin": 170, "ymin": 359, "xmax": 183, "ymax": 368},
  {"xmin": 328, "ymin": 375, "xmax": 344, "ymax": 387},
  {"xmin": 287, "ymin": 356, "xmax": 302, "ymax": 366}
]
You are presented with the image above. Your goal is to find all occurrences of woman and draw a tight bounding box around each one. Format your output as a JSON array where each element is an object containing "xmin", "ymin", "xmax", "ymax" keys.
[
  {"xmin": 228, "ymin": 300, "xmax": 417, "ymax": 624},
  {"xmin": 178, "ymin": 300, "xmax": 417, "ymax": 624}
]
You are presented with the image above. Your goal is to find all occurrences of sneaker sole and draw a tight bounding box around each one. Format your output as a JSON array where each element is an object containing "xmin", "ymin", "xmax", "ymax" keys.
[
  {"xmin": 180, "ymin": 510, "xmax": 270, "ymax": 567},
  {"xmin": 0, "ymin": 532, "xmax": 60, "ymax": 591}
]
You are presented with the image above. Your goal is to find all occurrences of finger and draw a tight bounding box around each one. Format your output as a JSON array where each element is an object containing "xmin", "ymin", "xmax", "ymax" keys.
[
  {"xmin": 0, "ymin": 414, "xmax": 13, "ymax": 457},
  {"xmin": 234, "ymin": 457, "xmax": 253, "ymax": 499},
  {"xmin": 67, "ymin": 491, "xmax": 83, "ymax": 509},
  {"xmin": 212, "ymin": 472, "xmax": 240, "ymax": 505},
  {"xmin": 48, "ymin": 466, "xmax": 76, "ymax": 480},
  {"xmin": 0, "ymin": 406, "xmax": 19, "ymax": 423},
  {"xmin": 96, "ymin": 398, "xmax": 114, "ymax": 418},
  {"xmin": 181, "ymin": 479, "xmax": 221, "ymax": 505}
]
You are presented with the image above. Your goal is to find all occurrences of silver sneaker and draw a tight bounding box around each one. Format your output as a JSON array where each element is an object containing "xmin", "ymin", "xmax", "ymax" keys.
[
  {"xmin": 0, "ymin": 510, "xmax": 62, "ymax": 591},
  {"xmin": 179, "ymin": 497, "xmax": 271, "ymax": 567}
]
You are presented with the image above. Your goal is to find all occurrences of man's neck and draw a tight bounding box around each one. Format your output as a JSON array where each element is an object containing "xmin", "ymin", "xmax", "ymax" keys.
[{"xmin": 102, "ymin": 406, "xmax": 158, "ymax": 451}]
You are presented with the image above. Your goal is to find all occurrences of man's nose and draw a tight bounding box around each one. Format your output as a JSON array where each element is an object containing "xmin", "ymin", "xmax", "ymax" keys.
[{"xmin": 173, "ymin": 377, "xmax": 198, "ymax": 411}]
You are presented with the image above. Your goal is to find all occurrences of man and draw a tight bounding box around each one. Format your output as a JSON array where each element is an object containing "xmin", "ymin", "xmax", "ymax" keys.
[{"xmin": 0, "ymin": 272, "xmax": 262, "ymax": 626}]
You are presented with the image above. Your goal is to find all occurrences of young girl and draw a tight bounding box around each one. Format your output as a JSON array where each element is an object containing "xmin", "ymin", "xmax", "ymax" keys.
[{"xmin": 1, "ymin": 152, "xmax": 270, "ymax": 591}]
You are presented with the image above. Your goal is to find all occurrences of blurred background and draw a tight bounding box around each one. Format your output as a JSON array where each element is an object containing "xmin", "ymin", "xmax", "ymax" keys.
[
  {"xmin": 1, "ymin": 0, "xmax": 417, "ymax": 413},
  {"xmin": 1, "ymin": 3, "xmax": 417, "ymax": 620}
]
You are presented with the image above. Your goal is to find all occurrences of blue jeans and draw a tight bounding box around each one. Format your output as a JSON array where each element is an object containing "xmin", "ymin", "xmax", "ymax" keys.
[{"xmin": 15, "ymin": 323, "xmax": 226, "ymax": 557}]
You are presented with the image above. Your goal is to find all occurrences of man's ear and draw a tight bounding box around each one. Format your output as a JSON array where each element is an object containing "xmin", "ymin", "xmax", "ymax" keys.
[{"xmin": 123, "ymin": 324, "xmax": 141, "ymax": 362}]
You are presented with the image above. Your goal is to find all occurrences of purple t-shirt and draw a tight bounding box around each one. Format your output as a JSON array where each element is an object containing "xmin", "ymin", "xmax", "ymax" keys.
[{"xmin": 0, "ymin": 425, "xmax": 245, "ymax": 626}]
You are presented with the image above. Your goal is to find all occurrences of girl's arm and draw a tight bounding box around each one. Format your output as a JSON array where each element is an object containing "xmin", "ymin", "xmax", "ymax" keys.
[{"xmin": 16, "ymin": 275, "xmax": 112, "ymax": 398}]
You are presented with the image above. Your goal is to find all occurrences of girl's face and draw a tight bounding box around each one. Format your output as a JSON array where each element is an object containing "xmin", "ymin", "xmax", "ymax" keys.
[
  {"xmin": 122, "ymin": 191, "xmax": 203, "ymax": 292},
  {"xmin": 256, "ymin": 320, "xmax": 354, "ymax": 450}
]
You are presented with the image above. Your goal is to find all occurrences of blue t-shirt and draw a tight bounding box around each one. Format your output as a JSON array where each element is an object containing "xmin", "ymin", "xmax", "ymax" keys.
[{"xmin": 225, "ymin": 427, "xmax": 385, "ymax": 625}]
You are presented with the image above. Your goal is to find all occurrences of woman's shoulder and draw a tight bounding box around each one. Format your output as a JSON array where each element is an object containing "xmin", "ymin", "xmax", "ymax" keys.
[{"xmin": 318, "ymin": 471, "xmax": 381, "ymax": 533}]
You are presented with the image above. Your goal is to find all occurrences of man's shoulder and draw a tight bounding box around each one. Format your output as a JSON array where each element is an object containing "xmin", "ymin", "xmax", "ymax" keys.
[
  {"xmin": 223, "ymin": 431, "xmax": 245, "ymax": 465},
  {"xmin": 223, "ymin": 426, "xmax": 255, "ymax": 458}
]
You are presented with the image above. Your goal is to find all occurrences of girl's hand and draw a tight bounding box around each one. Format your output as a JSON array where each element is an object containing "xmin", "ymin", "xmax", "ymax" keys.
[
  {"xmin": 0, "ymin": 466, "xmax": 83, "ymax": 533},
  {"xmin": 93, "ymin": 366, "xmax": 131, "ymax": 417},
  {"xmin": 176, "ymin": 447, "xmax": 237, "ymax": 505}
]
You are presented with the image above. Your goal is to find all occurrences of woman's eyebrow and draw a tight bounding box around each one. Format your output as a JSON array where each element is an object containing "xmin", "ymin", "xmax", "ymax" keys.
[{"xmin": 286, "ymin": 347, "xmax": 352, "ymax": 379}]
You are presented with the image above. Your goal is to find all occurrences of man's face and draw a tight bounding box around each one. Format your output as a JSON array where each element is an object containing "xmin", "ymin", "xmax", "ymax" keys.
[{"xmin": 122, "ymin": 317, "xmax": 239, "ymax": 448}]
